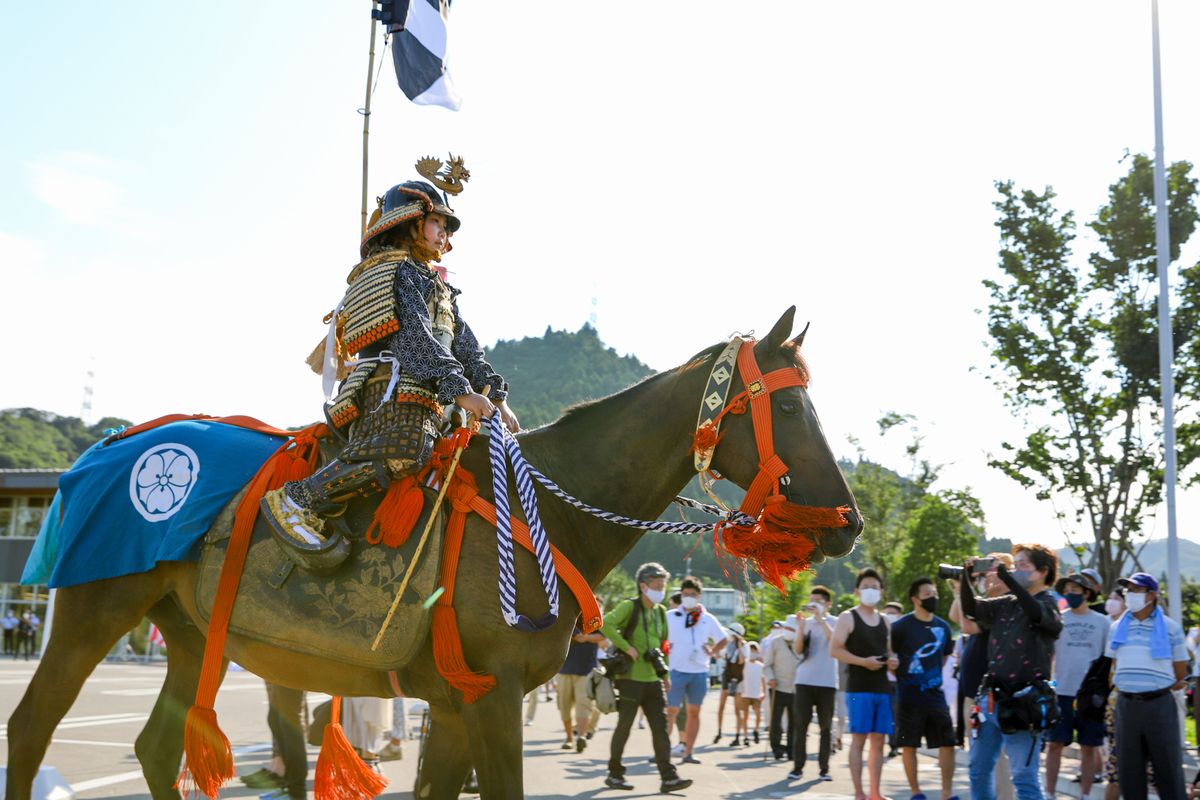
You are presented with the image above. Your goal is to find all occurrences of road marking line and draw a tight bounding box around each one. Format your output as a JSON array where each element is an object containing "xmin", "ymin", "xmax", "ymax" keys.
[
  {"xmin": 101, "ymin": 683, "xmax": 261, "ymax": 697},
  {"xmin": 0, "ymin": 715, "xmax": 147, "ymax": 736},
  {"xmin": 67, "ymin": 744, "xmax": 273, "ymax": 792}
]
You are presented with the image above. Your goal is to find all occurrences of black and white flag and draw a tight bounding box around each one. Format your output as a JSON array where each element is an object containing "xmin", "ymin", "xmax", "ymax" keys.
[{"xmin": 376, "ymin": 0, "xmax": 461, "ymax": 111}]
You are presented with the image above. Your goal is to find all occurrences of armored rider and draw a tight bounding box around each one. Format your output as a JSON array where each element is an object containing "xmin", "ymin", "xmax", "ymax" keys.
[{"xmin": 261, "ymin": 155, "xmax": 519, "ymax": 559}]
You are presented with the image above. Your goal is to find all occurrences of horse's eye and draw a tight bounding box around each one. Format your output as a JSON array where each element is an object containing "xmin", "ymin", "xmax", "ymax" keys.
[{"xmin": 779, "ymin": 400, "xmax": 799, "ymax": 416}]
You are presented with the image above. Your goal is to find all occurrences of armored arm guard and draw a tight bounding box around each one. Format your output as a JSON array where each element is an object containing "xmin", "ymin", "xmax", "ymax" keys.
[
  {"xmin": 451, "ymin": 308, "xmax": 509, "ymax": 402},
  {"xmin": 391, "ymin": 267, "xmax": 472, "ymax": 404}
]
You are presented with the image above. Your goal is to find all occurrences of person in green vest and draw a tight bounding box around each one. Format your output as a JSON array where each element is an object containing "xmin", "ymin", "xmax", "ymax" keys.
[{"xmin": 601, "ymin": 562, "xmax": 692, "ymax": 793}]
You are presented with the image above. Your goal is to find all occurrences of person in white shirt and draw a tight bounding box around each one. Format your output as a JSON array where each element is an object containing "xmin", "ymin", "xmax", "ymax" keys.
[
  {"xmin": 665, "ymin": 576, "xmax": 727, "ymax": 764},
  {"xmin": 789, "ymin": 585, "xmax": 839, "ymax": 782},
  {"xmin": 735, "ymin": 642, "xmax": 767, "ymax": 746}
]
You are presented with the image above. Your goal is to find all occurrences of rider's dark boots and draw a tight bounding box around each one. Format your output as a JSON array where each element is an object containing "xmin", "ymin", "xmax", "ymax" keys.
[{"xmin": 260, "ymin": 458, "xmax": 380, "ymax": 574}]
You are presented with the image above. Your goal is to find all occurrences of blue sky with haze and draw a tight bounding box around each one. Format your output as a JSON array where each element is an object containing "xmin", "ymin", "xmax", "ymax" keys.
[{"xmin": 3, "ymin": 1, "xmax": 1200, "ymax": 553}]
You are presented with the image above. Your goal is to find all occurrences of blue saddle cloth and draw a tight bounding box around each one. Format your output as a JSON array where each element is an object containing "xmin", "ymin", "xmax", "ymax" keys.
[{"xmin": 22, "ymin": 420, "xmax": 287, "ymax": 589}]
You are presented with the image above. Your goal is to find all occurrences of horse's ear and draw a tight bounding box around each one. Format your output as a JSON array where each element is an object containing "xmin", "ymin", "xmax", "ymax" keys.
[
  {"xmin": 763, "ymin": 307, "xmax": 797, "ymax": 349},
  {"xmin": 791, "ymin": 321, "xmax": 811, "ymax": 349}
]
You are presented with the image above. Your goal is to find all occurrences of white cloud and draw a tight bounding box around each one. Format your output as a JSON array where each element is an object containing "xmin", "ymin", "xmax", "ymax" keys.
[{"xmin": 27, "ymin": 151, "xmax": 160, "ymax": 239}]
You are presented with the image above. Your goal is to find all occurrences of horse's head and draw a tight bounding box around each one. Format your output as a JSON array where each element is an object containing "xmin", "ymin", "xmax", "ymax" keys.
[{"xmin": 700, "ymin": 307, "xmax": 862, "ymax": 585}]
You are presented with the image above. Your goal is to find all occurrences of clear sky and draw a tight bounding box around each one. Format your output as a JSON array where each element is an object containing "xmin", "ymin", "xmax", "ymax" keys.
[{"xmin": 3, "ymin": 2, "xmax": 1198, "ymax": 554}]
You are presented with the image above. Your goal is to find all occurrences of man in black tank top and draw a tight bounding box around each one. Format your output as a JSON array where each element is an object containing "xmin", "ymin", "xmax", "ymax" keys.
[{"xmin": 831, "ymin": 568, "xmax": 898, "ymax": 800}]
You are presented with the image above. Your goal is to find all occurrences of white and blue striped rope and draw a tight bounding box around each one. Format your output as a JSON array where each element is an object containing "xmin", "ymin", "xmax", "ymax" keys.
[
  {"xmin": 482, "ymin": 416, "xmax": 760, "ymax": 634},
  {"xmin": 488, "ymin": 416, "xmax": 560, "ymax": 632}
]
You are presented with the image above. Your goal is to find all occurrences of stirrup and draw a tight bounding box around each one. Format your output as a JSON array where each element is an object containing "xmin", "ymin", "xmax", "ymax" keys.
[{"xmin": 260, "ymin": 487, "xmax": 351, "ymax": 575}]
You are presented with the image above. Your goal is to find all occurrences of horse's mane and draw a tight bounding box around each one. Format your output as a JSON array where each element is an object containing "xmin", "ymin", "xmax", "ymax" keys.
[{"xmin": 550, "ymin": 338, "xmax": 811, "ymax": 429}]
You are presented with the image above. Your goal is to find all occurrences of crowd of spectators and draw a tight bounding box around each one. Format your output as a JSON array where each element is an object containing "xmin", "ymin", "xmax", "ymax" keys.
[
  {"xmin": 588, "ymin": 551, "xmax": 1196, "ymax": 798},
  {"xmin": 215, "ymin": 549, "xmax": 1197, "ymax": 798}
]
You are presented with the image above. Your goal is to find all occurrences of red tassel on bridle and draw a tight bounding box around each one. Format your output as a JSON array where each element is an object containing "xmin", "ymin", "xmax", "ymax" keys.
[{"xmin": 715, "ymin": 496, "xmax": 849, "ymax": 592}]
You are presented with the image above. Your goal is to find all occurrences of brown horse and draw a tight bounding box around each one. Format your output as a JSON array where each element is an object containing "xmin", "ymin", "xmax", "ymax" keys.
[{"xmin": 6, "ymin": 307, "xmax": 861, "ymax": 800}]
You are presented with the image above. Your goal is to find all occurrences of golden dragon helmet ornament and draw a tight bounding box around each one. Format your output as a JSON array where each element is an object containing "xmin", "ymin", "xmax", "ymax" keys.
[{"xmin": 415, "ymin": 154, "xmax": 470, "ymax": 196}]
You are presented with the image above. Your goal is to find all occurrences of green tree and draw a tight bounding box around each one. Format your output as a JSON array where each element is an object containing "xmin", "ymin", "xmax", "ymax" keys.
[
  {"xmin": 889, "ymin": 490, "xmax": 985, "ymax": 619},
  {"xmin": 846, "ymin": 413, "xmax": 940, "ymax": 589},
  {"xmin": 739, "ymin": 572, "xmax": 813, "ymax": 642},
  {"xmin": 485, "ymin": 324, "xmax": 653, "ymax": 428},
  {"xmin": 984, "ymin": 154, "xmax": 1200, "ymax": 591}
]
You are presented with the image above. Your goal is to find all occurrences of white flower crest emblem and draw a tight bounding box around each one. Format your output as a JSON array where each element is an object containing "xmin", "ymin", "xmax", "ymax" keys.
[{"xmin": 128, "ymin": 443, "xmax": 200, "ymax": 522}]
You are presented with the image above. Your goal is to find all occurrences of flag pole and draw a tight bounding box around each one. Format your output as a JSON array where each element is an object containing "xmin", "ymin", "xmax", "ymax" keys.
[
  {"xmin": 1150, "ymin": 0, "xmax": 1181, "ymax": 623},
  {"xmin": 361, "ymin": 2, "xmax": 380, "ymax": 235}
]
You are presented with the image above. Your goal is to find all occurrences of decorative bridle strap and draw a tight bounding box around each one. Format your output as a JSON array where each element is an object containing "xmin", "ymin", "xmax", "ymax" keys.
[
  {"xmin": 693, "ymin": 337, "xmax": 744, "ymax": 472},
  {"xmin": 691, "ymin": 339, "xmax": 810, "ymax": 515}
]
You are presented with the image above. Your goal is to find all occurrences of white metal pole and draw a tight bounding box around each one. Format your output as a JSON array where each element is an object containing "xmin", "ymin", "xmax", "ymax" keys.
[{"xmin": 1150, "ymin": 0, "xmax": 1182, "ymax": 623}]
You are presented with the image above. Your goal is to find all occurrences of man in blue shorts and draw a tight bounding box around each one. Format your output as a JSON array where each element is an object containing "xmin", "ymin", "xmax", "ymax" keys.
[
  {"xmin": 1044, "ymin": 573, "xmax": 1109, "ymax": 798},
  {"xmin": 832, "ymin": 568, "xmax": 898, "ymax": 800},
  {"xmin": 666, "ymin": 576, "xmax": 727, "ymax": 763}
]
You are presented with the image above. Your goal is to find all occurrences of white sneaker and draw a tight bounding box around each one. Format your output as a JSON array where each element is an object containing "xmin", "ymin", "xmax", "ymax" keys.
[{"xmin": 670, "ymin": 742, "xmax": 685, "ymax": 755}]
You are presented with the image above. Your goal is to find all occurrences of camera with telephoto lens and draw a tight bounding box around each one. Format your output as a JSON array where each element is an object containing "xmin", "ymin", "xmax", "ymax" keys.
[
  {"xmin": 644, "ymin": 648, "xmax": 669, "ymax": 679},
  {"xmin": 938, "ymin": 557, "xmax": 996, "ymax": 582}
]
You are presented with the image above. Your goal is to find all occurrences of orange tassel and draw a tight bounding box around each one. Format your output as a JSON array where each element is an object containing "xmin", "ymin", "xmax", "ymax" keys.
[
  {"xmin": 365, "ymin": 476, "xmax": 424, "ymax": 547},
  {"xmin": 314, "ymin": 699, "xmax": 389, "ymax": 800},
  {"xmin": 713, "ymin": 498, "xmax": 849, "ymax": 593},
  {"xmin": 175, "ymin": 706, "xmax": 234, "ymax": 798},
  {"xmin": 432, "ymin": 605, "xmax": 497, "ymax": 703},
  {"xmin": 691, "ymin": 423, "xmax": 722, "ymax": 454}
]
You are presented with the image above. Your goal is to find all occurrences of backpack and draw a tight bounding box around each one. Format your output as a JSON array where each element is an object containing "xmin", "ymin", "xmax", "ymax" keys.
[
  {"xmin": 1074, "ymin": 655, "xmax": 1113, "ymax": 724},
  {"xmin": 587, "ymin": 668, "xmax": 619, "ymax": 714}
]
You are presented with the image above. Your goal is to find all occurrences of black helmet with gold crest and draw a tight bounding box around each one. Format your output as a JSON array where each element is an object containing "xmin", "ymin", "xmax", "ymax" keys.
[{"xmin": 360, "ymin": 155, "xmax": 469, "ymax": 257}]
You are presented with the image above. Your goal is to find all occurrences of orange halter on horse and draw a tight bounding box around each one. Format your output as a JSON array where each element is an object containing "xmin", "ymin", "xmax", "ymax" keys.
[{"xmin": 690, "ymin": 338, "xmax": 852, "ymax": 591}]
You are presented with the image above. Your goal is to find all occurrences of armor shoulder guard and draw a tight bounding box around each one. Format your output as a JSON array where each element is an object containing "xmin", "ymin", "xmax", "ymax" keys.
[{"xmin": 341, "ymin": 261, "xmax": 404, "ymax": 355}]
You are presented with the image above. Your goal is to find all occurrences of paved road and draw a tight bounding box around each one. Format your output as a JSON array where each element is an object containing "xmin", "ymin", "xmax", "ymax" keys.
[{"xmin": 3, "ymin": 658, "xmax": 1100, "ymax": 799}]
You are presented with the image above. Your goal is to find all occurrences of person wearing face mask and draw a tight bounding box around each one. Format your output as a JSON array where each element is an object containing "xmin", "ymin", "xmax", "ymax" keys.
[
  {"xmin": 959, "ymin": 544, "xmax": 1063, "ymax": 800},
  {"xmin": 831, "ymin": 568, "xmax": 899, "ymax": 800},
  {"xmin": 1105, "ymin": 572, "xmax": 1189, "ymax": 800},
  {"xmin": 665, "ymin": 576, "xmax": 726, "ymax": 764},
  {"xmin": 1044, "ymin": 574, "xmax": 1110, "ymax": 799},
  {"xmin": 600, "ymin": 562, "xmax": 692, "ymax": 793},
  {"xmin": 892, "ymin": 578, "xmax": 958, "ymax": 800},
  {"xmin": 882, "ymin": 602, "xmax": 904, "ymax": 758},
  {"xmin": 789, "ymin": 586, "xmax": 838, "ymax": 781},
  {"xmin": 764, "ymin": 615, "xmax": 802, "ymax": 760},
  {"xmin": 1104, "ymin": 589, "xmax": 1125, "ymax": 622},
  {"xmin": 948, "ymin": 554, "xmax": 1016, "ymax": 800}
]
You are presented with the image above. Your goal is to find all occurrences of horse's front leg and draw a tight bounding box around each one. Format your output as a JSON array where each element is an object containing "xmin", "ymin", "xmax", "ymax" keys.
[{"xmin": 460, "ymin": 671, "xmax": 526, "ymax": 800}]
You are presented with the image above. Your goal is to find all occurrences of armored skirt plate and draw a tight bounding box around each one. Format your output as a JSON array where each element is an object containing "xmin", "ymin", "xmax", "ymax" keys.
[{"xmin": 195, "ymin": 482, "xmax": 443, "ymax": 671}]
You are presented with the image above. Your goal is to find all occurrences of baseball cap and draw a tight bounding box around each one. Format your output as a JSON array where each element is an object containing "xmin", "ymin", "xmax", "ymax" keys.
[
  {"xmin": 1117, "ymin": 572, "xmax": 1159, "ymax": 592},
  {"xmin": 783, "ymin": 614, "xmax": 799, "ymax": 631},
  {"xmin": 1055, "ymin": 573, "xmax": 1091, "ymax": 594},
  {"xmin": 1079, "ymin": 568, "xmax": 1103, "ymax": 591},
  {"xmin": 727, "ymin": 622, "xmax": 746, "ymax": 637}
]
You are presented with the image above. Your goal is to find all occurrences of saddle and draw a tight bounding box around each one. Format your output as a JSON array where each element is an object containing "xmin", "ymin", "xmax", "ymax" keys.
[{"xmin": 194, "ymin": 443, "xmax": 444, "ymax": 670}]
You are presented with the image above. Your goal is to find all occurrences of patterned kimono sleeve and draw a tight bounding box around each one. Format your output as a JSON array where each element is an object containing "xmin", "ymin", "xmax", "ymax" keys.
[
  {"xmin": 392, "ymin": 269, "xmax": 472, "ymax": 405},
  {"xmin": 451, "ymin": 304, "xmax": 509, "ymax": 402}
]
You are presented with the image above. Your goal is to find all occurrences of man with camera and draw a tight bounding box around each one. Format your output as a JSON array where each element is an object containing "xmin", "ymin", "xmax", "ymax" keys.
[
  {"xmin": 666, "ymin": 576, "xmax": 727, "ymax": 764},
  {"xmin": 1105, "ymin": 572, "xmax": 1189, "ymax": 800},
  {"xmin": 600, "ymin": 562, "xmax": 692, "ymax": 793},
  {"xmin": 959, "ymin": 544, "xmax": 1062, "ymax": 800}
]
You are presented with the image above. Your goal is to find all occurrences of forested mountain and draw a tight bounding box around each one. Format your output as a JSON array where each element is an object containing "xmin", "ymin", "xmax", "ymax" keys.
[
  {"xmin": 484, "ymin": 324, "xmax": 654, "ymax": 428},
  {"xmin": 0, "ymin": 409, "xmax": 132, "ymax": 468},
  {"xmin": 0, "ymin": 325, "xmax": 652, "ymax": 468}
]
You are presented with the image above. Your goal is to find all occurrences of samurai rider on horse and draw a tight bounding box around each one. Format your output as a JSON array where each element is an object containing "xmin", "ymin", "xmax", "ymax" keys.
[{"xmin": 261, "ymin": 155, "xmax": 520, "ymax": 567}]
